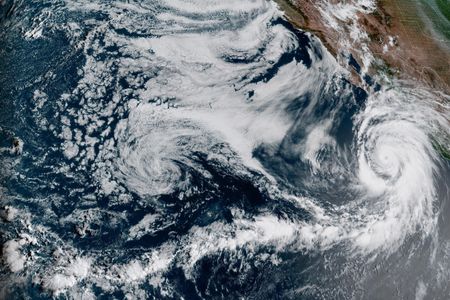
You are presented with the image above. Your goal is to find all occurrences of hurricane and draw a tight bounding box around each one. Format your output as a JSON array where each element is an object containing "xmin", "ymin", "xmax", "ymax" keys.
[{"xmin": 1, "ymin": 0, "xmax": 449, "ymax": 299}]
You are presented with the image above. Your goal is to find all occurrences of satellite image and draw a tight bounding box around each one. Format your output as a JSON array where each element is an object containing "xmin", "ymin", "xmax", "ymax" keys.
[{"xmin": 0, "ymin": 0, "xmax": 449, "ymax": 299}]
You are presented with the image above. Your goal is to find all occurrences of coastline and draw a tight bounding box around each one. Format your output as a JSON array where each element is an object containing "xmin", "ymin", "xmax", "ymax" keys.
[{"xmin": 275, "ymin": 0, "xmax": 450, "ymax": 94}]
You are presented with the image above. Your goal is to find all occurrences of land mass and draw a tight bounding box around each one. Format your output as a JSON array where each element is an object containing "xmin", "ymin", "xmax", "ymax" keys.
[{"xmin": 275, "ymin": 0, "xmax": 450, "ymax": 94}]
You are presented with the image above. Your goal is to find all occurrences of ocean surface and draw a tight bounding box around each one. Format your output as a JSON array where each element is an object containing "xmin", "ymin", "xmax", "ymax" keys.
[{"xmin": 1, "ymin": 0, "xmax": 449, "ymax": 299}]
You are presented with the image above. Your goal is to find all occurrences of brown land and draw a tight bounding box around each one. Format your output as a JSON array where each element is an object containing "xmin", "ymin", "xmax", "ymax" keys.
[{"xmin": 275, "ymin": 0, "xmax": 450, "ymax": 93}]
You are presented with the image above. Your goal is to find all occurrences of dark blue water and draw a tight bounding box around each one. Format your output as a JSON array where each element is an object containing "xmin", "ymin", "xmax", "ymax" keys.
[{"xmin": 1, "ymin": 0, "xmax": 449, "ymax": 299}]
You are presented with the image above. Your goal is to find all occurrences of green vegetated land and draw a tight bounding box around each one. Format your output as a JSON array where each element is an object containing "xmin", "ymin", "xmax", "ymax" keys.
[
  {"xmin": 420, "ymin": 0, "xmax": 450, "ymax": 42},
  {"xmin": 436, "ymin": 0, "xmax": 450, "ymax": 22},
  {"xmin": 432, "ymin": 137, "xmax": 450, "ymax": 160}
]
